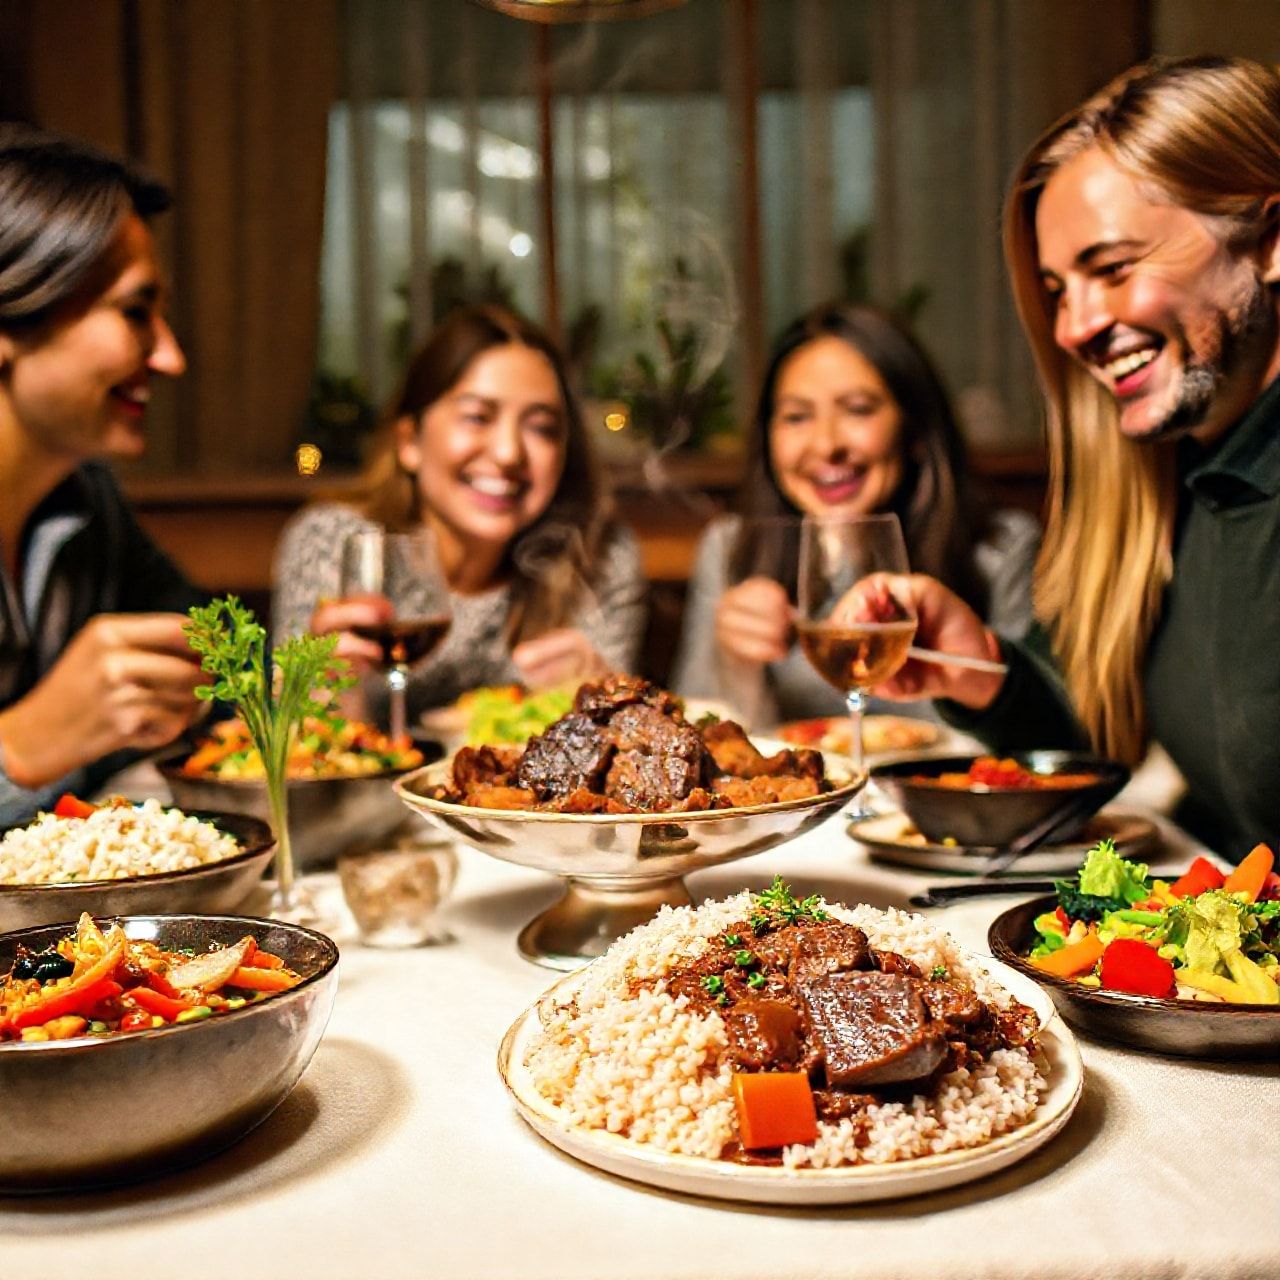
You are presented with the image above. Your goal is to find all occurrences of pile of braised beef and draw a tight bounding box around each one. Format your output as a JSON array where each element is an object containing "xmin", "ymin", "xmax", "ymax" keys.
[
  {"xmin": 643, "ymin": 887, "xmax": 1038, "ymax": 1150},
  {"xmin": 433, "ymin": 675, "xmax": 829, "ymax": 813}
]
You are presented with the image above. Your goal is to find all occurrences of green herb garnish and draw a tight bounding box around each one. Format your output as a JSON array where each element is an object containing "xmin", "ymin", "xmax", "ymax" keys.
[
  {"xmin": 930, "ymin": 965, "xmax": 949, "ymax": 981},
  {"xmin": 750, "ymin": 876, "xmax": 831, "ymax": 929},
  {"xmin": 184, "ymin": 596, "xmax": 350, "ymax": 906},
  {"xmin": 700, "ymin": 974, "xmax": 724, "ymax": 995},
  {"xmin": 733, "ymin": 949, "xmax": 756, "ymax": 968},
  {"xmin": 715, "ymin": 992, "xmax": 729, "ymax": 1006},
  {"xmin": 722, "ymin": 932, "xmax": 742, "ymax": 947},
  {"xmin": 747, "ymin": 971, "xmax": 766, "ymax": 990}
]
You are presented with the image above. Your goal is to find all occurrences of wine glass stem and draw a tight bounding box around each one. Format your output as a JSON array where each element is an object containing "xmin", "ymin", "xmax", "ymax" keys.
[
  {"xmin": 845, "ymin": 686, "xmax": 866, "ymax": 782},
  {"xmin": 388, "ymin": 664, "xmax": 409, "ymax": 742}
]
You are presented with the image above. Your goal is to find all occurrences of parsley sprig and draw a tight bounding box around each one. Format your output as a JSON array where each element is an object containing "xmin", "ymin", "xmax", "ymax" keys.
[
  {"xmin": 749, "ymin": 876, "xmax": 830, "ymax": 932},
  {"xmin": 184, "ymin": 596, "xmax": 350, "ymax": 901}
]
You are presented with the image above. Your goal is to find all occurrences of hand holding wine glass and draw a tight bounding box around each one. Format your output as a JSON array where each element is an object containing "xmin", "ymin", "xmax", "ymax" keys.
[
  {"xmin": 338, "ymin": 529, "xmax": 453, "ymax": 743},
  {"xmin": 796, "ymin": 514, "xmax": 916, "ymax": 804}
]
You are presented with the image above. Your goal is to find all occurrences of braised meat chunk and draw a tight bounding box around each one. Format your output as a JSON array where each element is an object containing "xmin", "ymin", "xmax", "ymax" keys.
[
  {"xmin": 722, "ymin": 998, "xmax": 803, "ymax": 1071},
  {"xmin": 701, "ymin": 720, "xmax": 822, "ymax": 782},
  {"xmin": 797, "ymin": 970, "xmax": 946, "ymax": 1088},
  {"xmin": 452, "ymin": 744, "xmax": 521, "ymax": 793},
  {"xmin": 516, "ymin": 713, "xmax": 612, "ymax": 799},
  {"xmin": 574, "ymin": 673, "xmax": 681, "ymax": 721},
  {"xmin": 602, "ymin": 703, "xmax": 705, "ymax": 811}
]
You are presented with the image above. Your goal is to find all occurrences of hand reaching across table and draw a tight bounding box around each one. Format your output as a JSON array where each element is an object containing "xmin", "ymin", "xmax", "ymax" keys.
[{"xmin": 0, "ymin": 614, "xmax": 205, "ymax": 788}]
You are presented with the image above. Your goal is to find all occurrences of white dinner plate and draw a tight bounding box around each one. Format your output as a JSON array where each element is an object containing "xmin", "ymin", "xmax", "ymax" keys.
[
  {"xmin": 847, "ymin": 807, "xmax": 1161, "ymax": 876},
  {"xmin": 497, "ymin": 957, "xmax": 1083, "ymax": 1205}
]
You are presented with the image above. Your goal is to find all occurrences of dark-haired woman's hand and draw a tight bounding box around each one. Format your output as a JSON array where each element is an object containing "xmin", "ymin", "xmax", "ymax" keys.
[
  {"xmin": 309, "ymin": 594, "xmax": 394, "ymax": 674},
  {"xmin": 843, "ymin": 573, "xmax": 1006, "ymax": 710},
  {"xmin": 715, "ymin": 577, "xmax": 794, "ymax": 667},
  {"xmin": 512, "ymin": 628, "xmax": 607, "ymax": 690}
]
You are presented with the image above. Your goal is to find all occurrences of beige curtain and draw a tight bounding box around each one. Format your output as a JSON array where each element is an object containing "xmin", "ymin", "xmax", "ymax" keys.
[
  {"xmin": 869, "ymin": 0, "xmax": 1148, "ymax": 446},
  {"xmin": 16, "ymin": 0, "xmax": 339, "ymax": 477}
]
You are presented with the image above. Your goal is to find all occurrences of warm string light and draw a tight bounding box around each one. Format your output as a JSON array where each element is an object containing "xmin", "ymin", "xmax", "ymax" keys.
[{"xmin": 295, "ymin": 443, "xmax": 323, "ymax": 476}]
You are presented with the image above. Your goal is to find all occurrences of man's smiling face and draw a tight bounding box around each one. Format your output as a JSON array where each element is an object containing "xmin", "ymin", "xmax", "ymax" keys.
[{"xmin": 1035, "ymin": 147, "xmax": 1279, "ymax": 444}]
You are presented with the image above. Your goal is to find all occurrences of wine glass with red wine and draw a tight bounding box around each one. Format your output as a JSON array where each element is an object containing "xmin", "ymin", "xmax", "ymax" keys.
[
  {"xmin": 339, "ymin": 528, "xmax": 453, "ymax": 742},
  {"xmin": 796, "ymin": 513, "xmax": 916, "ymax": 811}
]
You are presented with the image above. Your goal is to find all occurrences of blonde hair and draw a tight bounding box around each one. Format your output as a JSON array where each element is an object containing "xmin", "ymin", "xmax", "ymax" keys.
[
  {"xmin": 1004, "ymin": 56, "xmax": 1280, "ymax": 763},
  {"xmin": 349, "ymin": 304, "xmax": 616, "ymax": 646}
]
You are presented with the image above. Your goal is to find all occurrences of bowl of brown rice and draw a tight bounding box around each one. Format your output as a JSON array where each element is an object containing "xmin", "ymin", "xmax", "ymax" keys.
[
  {"xmin": 0, "ymin": 799, "xmax": 274, "ymax": 933},
  {"xmin": 499, "ymin": 887, "xmax": 1084, "ymax": 1204}
]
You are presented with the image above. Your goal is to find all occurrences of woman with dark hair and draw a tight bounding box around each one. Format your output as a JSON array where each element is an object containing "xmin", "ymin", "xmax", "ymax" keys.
[
  {"xmin": 671, "ymin": 302, "xmax": 1037, "ymax": 723},
  {"xmin": 273, "ymin": 304, "xmax": 646, "ymax": 717},
  {"xmin": 0, "ymin": 125, "xmax": 206, "ymax": 825}
]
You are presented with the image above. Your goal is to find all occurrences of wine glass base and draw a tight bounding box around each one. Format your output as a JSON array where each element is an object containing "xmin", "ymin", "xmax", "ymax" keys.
[
  {"xmin": 517, "ymin": 875, "xmax": 693, "ymax": 971},
  {"xmin": 267, "ymin": 879, "xmax": 342, "ymax": 935}
]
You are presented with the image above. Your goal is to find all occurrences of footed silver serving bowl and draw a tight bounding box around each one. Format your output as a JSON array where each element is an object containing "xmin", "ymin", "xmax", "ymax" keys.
[{"xmin": 395, "ymin": 740, "xmax": 862, "ymax": 969}]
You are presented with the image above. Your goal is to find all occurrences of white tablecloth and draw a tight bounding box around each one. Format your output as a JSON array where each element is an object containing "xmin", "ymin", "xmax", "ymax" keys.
[{"xmin": 4, "ymin": 809, "xmax": 1277, "ymax": 1280}]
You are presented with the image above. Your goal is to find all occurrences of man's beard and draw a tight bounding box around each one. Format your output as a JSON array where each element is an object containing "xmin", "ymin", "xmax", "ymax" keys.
[{"xmin": 1143, "ymin": 283, "xmax": 1276, "ymax": 442}]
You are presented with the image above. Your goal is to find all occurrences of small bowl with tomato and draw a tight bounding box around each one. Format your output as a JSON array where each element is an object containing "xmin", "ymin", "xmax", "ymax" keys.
[
  {"xmin": 871, "ymin": 751, "xmax": 1129, "ymax": 850},
  {"xmin": 988, "ymin": 842, "xmax": 1279, "ymax": 1060}
]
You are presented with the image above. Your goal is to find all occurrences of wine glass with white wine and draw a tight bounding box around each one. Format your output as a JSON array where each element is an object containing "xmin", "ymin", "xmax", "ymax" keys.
[{"xmin": 796, "ymin": 513, "xmax": 917, "ymax": 814}]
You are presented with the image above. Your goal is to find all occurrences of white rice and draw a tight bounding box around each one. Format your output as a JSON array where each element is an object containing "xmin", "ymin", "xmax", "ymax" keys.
[
  {"xmin": 525, "ymin": 892, "xmax": 1045, "ymax": 1168},
  {"xmin": 0, "ymin": 798, "xmax": 242, "ymax": 885}
]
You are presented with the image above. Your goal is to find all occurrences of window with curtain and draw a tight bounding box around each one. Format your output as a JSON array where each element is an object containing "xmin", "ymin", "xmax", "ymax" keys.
[{"xmin": 316, "ymin": 0, "xmax": 875, "ymax": 470}]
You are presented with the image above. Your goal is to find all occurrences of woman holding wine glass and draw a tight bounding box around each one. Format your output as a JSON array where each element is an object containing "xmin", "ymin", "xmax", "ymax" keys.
[
  {"xmin": 670, "ymin": 301, "xmax": 1038, "ymax": 726},
  {"xmin": 273, "ymin": 305, "xmax": 646, "ymax": 730}
]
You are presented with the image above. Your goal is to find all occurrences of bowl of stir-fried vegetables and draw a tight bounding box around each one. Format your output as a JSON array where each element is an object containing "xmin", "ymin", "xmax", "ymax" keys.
[
  {"xmin": 158, "ymin": 717, "xmax": 441, "ymax": 868},
  {"xmin": 989, "ymin": 838, "xmax": 1279, "ymax": 1059},
  {"xmin": 0, "ymin": 911, "xmax": 338, "ymax": 1192}
]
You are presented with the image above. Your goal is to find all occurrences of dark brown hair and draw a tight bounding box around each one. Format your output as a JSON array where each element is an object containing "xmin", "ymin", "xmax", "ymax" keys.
[
  {"xmin": 356, "ymin": 303, "xmax": 616, "ymax": 645},
  {"xmin": 733, "ymin": 301, "xmax": 988, "ymax": 610},
  {"xmin": 0, "ymin": 124, "xmax": 171, "ymax": 331}
]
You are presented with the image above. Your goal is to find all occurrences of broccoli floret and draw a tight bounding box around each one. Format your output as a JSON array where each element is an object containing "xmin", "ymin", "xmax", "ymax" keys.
[{"xmin": 1054, "ymin": 879, "xmax": 1130, "ymax": 923}]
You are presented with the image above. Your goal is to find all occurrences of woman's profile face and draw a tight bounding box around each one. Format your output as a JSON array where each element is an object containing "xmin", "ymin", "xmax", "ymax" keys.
[
  {"xmin": 768, "ymin": 334, "xmax": 905, "ymax": 518},
  {"xmin": 0, "ymin": 213, "xmax": 185, "ymax": 463},
  {"xmin": 397, "ymin": 341, "xmax": 568, "ymax": 556}
]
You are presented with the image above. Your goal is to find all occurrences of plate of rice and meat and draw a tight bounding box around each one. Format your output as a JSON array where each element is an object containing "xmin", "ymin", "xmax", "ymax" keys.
[
  {"xmin": 396, "ymin": 676, "xmax": 864, "ymax": 967},
  {"xmin": 499, "ymin": 878, "xmax": 1083, "ymax": 1203}
]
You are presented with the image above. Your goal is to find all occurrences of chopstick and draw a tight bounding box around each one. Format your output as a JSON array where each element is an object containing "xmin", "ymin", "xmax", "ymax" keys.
[{"xmin": 906, "ymin": 646, "xmax": 1008, "ymax": 675}]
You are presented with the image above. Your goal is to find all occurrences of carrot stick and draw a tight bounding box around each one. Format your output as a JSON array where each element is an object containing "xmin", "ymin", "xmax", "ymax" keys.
[
  {"xmin": 1032, "ymin": 930, "xmax": 1105, "ymax": 979},
  {"xmin": 1222, "ymin": 844, "xmax": 1275, "ymax": 903},
  {"xmin": 227, "ymin": 966, "xmax": 297, "ymax": 992},
  {"xmin": 732, "ymin": 1072, "xmax": 818, "ymax": 1150}
]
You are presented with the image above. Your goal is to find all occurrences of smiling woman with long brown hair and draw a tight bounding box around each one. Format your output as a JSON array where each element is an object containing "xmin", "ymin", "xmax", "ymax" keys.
[
  {"xmin": 857, "ymin": 55, "xmax": 1280, "ymax": 860},
  {"xmin": 273, "ymin": 304, "xmax": 647, "ymax": 720}
]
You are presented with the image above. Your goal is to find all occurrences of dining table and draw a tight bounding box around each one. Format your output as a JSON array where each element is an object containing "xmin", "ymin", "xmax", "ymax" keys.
[{"xmin": 3, "ymin": 787, "xmax": 1277, "ymax": 1280}]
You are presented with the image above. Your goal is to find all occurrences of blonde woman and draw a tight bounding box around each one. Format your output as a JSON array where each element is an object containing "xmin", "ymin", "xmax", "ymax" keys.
[
  {"xmin": 273, "ymin": 305, "xmax": 646, "ymax": 721},
  {"xmin": 859, "ymin": 56, "xmax": 1280, "ymax": 860}
]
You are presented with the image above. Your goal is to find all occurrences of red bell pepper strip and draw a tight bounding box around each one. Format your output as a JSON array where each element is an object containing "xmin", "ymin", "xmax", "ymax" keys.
[
  {"xmin": 11, "ymin": 976, "xmax": 121, "ymax": 1030},
  {"xmin": 1099, "ymin": 938, "xmax": 1176, "ymax": 998},
  {"xmin": 131, "ymin": 985, "xmax": 197, "ymax": 1021},
  {"xmin": 1169, "ymin": 855, "xmax": 1227, "ymax": 899},
  {"xmin": 52, "ymin": 793, "xmax": 97, "ymax": 819},
  {"xmin": 3, "ymin": 936, "xmax": 126, "ymax": 1032}
]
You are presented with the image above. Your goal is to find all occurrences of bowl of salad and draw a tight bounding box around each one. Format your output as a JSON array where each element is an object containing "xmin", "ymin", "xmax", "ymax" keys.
[
  {"xmin": 988, "ymin": 838, "xmax": 1279, "ymax": 1059},
  {"xmin": 158, "ymin": 717, "xmax": 441, "ymax": 868},
  {"xmin": 0, "ymin": 911, "xmax": 339, "ymax": 1192}
]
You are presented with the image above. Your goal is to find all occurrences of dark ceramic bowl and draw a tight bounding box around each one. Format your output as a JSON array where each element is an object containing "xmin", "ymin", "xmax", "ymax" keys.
[
  {"xmin": 158, "ymin": 735, "xmax": 443, "ymax": 869},
  {"xmin": 871, "ymin": 751, "xmax": 1129, "ymax": 849},
  {"xmin": 0, "ymin": 810, "xmax": 275, "ymax": 935},
  {"xmin": 0, "ymin": 913, "xmax": 339, "ymax": 1192},
  {"xmin": 989, "ymin": 894, "xmax": 1279, "ymax": 1060}
]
